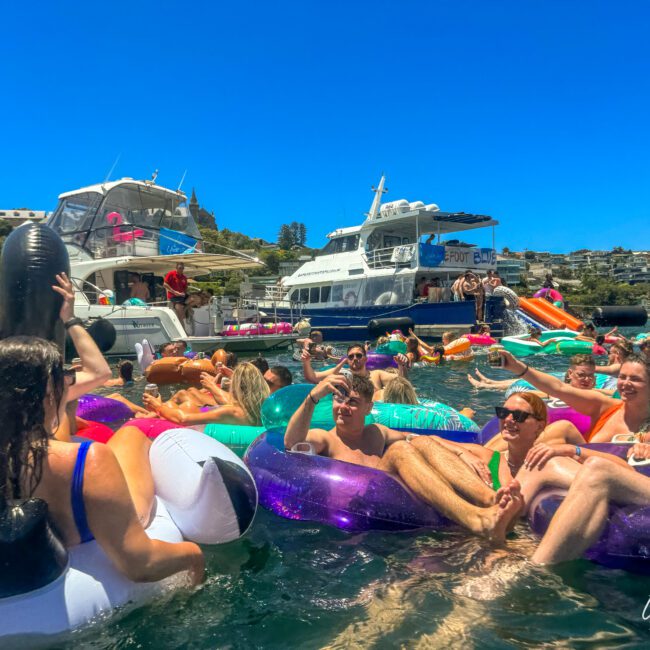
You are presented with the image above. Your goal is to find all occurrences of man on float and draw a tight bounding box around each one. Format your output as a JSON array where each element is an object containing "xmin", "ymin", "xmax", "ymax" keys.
[
  {"xmin": 285, "ymin": 373, "xmax": 523, "ymax": 543},
  {"xmin": 301, "ymin": 343, "xmax": 409, "ymax": 397}
]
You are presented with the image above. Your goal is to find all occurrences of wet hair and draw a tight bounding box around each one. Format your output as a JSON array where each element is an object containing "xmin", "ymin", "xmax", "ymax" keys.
[
  {"xmin": 442, "ymin": 331, "xmax": 457, "ymax": 343},
  {"xmin": 433, "ymin": 344, "xmax": 446, "ymax": 359},
  {"xmin": 584, "ymin": 323, "xmax": 597, "ymax": 334},
  {"xmin": 0, "ymin": 337, "xmax": 64, "ymax": 513},
  {"xmin": 158, "ymin": 342, "xmax": 176, "ymax": 355},
  {"xmin": 505, "ymin": 392, "xmax": 548, "ymax": 426},
  {"xmin": 349, "ymin": 374, "xmax": 374, "ymax": 402},
  {"xmin": 347, "ymin": 343, "xmax": 367, "ymax": 356},
  {"xmin": 382, "ymin": 377, "xmax": 418, "ymax": 405},
  {"xmin": 250, "ymin": 355, "xmax": 270, "ymax": 374},
  {"xmin": 118, "ymin": 359, "xmax": 134, "ymax": 382},
  {"xmin": 230, "ymin": 362, "xmax": 270, "ymax": 426},
  {"xmin": 310, "ymin": 330, "xmax": 323, "ymax": 340},
  {"xmin": 405, "ymin": 336, "xmax": 420, "ymax": 360},
  {"xmin": 612, "ymin": 340, "xmax": 634, "ymax": 360},
  {"xmin": 595, "ymin": 335, "xmax": 605, "ymax": 346},
  {"xmin": 268, "ymin": 365, "xmax": 292, "ymax": 388},
  {"xmin": 226, "ymin": 351, "xmax": 238, "ymax": 368}
]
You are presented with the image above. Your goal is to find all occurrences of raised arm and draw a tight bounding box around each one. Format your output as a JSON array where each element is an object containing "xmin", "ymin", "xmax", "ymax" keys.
[
  {"xmin": 284, "ymin": 375, "xmax": 349, "ymax": 451},
  {"xmin": 301, "ymin": 348, "xmax": 345, "ymax": 384},
  {"xmin": 84, "ymin": 443, "xmax": 204, "ymax": 584},
  {"xmin": 54, "ymin": 273, "xmax": 111, "ymax": 400},
  {"xmin": 499, "ymin": 351, "xmax": 617, "ymax": 418}
]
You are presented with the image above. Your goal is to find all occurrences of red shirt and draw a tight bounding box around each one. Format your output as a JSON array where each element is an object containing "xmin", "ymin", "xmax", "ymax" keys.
[{"xmin": 164, "ymin": 270, "xmax": 188, "ymax": 299}]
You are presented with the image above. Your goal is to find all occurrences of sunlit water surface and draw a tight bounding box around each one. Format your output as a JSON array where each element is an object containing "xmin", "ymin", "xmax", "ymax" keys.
[{"xmin": 68, "ymin": 334, "xmax": 650, "ymax": 649}]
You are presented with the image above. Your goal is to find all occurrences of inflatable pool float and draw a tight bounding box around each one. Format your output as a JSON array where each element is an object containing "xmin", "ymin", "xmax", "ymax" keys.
[
  {"xmin": 480, "ymin": 398, "xmax": 592, "ymax": 440},
  {"xmin": 245, "ymin": 430, "xmax": 460, "ymax": 532},
  {"xmin": 467, "ymin": 334, "xmax": 497, "ymax": 346},
  {"xmin": 261, "ymin": 384, "xmax": 479, "ymax": 435},
  {"xmin": 528, "ymin": 443, "xmax": 650, "ymax": 573},
  {"xmin": 375, "ymin": 340, "xmax": 407, "ymax": 355},
  {"xmin": 0, "ymin": 428, "xmax": 257, "ymax": 642},
  {"xmin": 75, "ymin": 419, "xmax": 114, "ymax": 443},
  {"xmin": 505, "ymin": 371, "xmax": 613, "ymax": 399},
  {"xmin": 202, "ymin": 423, "xmax": 265, "ymax": 456},
  {"xmin": 221, "ymin": 322, "xmax": 293, "ymax": 336},
  {"xmin": 501, "ymin": 330, "xmax": 586, "ymax": 356},
  {"xmin": 444, "ymin": 337, "xmax": 472, "ymax": 357},
  {"xmin": 77, "ymin": 394, "xmax": 133, "ymax": 423},
  {"xmin": 146, "ymin": 357, "xmax": 217, "ymax": 386}
]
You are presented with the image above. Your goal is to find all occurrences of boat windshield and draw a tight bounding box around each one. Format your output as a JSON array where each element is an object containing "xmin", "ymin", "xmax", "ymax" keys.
[{"xmin": 48, "ymin": 183, "xmax": 202, "ymax": 259}]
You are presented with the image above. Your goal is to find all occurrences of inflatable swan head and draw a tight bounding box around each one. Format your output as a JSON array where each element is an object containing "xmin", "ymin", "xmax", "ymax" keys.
[{"xmin": 293, "ymin": 318, "xmax": 312, "ymax": 336}]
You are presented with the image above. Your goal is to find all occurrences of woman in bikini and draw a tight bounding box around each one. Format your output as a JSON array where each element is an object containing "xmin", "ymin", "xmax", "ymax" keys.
[
  {"xmin": 0, "ymin": 336, "xmax": 204, "ymax": 585},
  {"xmin": 497, "ymin": 350, "xmax": 650, "ymax": 442}
]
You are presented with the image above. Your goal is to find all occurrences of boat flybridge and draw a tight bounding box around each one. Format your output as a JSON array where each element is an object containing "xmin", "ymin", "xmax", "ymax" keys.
[
  {"xmin": 261, "ymin": 176, "xmax": 503, "ymax": 341},
  {"xmin": 46, "ymin": 177, "xmax": 295, "ymax": 355}
]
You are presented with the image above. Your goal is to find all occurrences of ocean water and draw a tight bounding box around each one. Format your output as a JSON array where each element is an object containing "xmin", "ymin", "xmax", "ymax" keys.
[{"xmin": 68, "ymin": 340, "xmax": 650, "ymax": 649}]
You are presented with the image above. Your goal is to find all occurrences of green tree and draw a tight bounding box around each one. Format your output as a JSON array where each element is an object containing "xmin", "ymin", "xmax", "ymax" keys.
[
  {"xmin": 278, "ymin": 224, "xmax": 294, "ymax": 250},
  {"xmin": 0, "ymin": 219, "xmax": 13, "ymax": 238},
  {"xmin": 297, "ymin": 222, "xmax": 307, "ymax": 247}
]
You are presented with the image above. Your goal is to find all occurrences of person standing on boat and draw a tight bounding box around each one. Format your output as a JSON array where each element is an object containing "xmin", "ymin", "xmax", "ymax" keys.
[{"xmin": 164, "ymin": 262, "xmax": 189, "ymax": 322}]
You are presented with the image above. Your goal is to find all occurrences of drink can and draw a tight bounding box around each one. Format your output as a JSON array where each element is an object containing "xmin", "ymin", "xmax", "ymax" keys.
[
  {"xmin": 487, "ymin": 345, "xmax": 505, "ymax": 367},
  {"xmin": 144, "ymin": 383, "xmax": 160, "ymax": 398}
]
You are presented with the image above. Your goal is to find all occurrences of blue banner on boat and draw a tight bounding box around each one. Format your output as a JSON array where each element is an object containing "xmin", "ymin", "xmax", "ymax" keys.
[
  {"xmin": 419, "ymin": 243, "xmax": 445, "ymax": 267},
  {"xmin": 159, "ymin": 228, "xmax": 199, "ymax": 255}
]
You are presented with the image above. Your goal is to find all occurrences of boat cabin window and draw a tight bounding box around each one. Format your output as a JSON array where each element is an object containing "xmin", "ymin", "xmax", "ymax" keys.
[
  {"xmin": 319, "ymin": 234, "xmax": 359, "ymax": 255},
  {"xmin": 309, "ymin": 287, "xmax": 319, "ymax": 303},
  {"xmin": 320, "ymin": 285, "xmax": 331, "ymax": 303}
]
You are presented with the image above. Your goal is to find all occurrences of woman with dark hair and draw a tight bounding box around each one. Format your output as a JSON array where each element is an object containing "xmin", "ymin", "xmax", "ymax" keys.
[{"xmin": 0, "ymin": 336, "xmax": 204, "ymax": 584}]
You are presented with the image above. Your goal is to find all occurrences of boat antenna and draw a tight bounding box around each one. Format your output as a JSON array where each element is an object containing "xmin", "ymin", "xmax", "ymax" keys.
[
  {"xmin": 366, "ymin": 174, "xmax": 387, "ymax": 220},
  {"xmin": 104, "ymin": 154, "xmax": 121, "ymax": 182},
  {"xmin": 177, "ymin": 169, "xmax": 188, "ymax": 192},
  {"xmin": 151, "ymin": 169, "xmax": 159, "ymax": 184}
]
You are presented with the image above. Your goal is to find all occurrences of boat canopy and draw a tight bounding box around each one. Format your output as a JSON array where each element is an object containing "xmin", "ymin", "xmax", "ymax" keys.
[
  {"xmin": 105, "ymin": 252, "xmax": 263, "ymax": 276},
  {"xmin": 362, "ymin": 208, "xmax": 498, "ymax": 235}
]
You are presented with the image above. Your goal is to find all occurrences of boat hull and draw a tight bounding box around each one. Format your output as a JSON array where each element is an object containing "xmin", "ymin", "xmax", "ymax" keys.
[{"xmin": 269, "ymin": 300, "xmax": 483, "ymax": 342}]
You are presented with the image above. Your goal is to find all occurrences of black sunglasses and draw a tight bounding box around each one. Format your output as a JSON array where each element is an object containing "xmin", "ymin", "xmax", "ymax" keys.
[
  {"xmin": 63, "ymin": 368, "xmax": 77, "ymax": 386},
  {"xmin": 495, "ymin": 406, "xmax": 537, "ymax": 423},
  {"xmin": 347, "ymin": 353, "xmax": 364, "ymax": 360}
]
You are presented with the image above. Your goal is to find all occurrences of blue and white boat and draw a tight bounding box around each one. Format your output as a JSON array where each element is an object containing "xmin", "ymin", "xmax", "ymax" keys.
[{"xmin": 262, "ymin": 176, "xmax": 503, "ymax": 341}]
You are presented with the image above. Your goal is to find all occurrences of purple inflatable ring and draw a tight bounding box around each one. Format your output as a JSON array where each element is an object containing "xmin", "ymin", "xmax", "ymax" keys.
[
  {"xmin": 479, "ymin": 400, "xmax": 592, "ymax": 443},
  {"xmin": 77, "ymin": 394, "xmax": 133, "ymax": 424},
  {"xmin": 528, "ymin": 443, "xmax": 650, "ymax": 573},
  {"xmin": 339, "ymin": 353, "xmax": 396, "ymax": 370},
  {"xmin": 244, "ymin": 429, "xmax": 478, "ymax": 533}
]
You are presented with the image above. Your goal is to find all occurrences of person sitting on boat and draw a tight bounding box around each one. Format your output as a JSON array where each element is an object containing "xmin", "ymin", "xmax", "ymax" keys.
[
  {"xmin": 285, "ymin": 374, "xmax": 527, "ymax": 543},
  {"xmin": 104, "ymin": 359, "xmax": 135, "ymax": 388},
  {"xmin": 163, "ymin": 262, "xmax": 190, "ymax": 322},
  {"xmin": 129, "ymin": 273, "xmax": 150, "ymax": 302},
  {"xmin": 496, "ymin": 350, "xmax": 650, "ymax": 443},
  {"xmin": 0, "ymin": 336, "xmax": 204, "ymax": 585},
  {"xmin": 301, "ymin": 343, "xmax": 409, "ymax": 397},
  {"xmin": 142, "ymin": 362, "xmax": 270, "ymax": 426}
]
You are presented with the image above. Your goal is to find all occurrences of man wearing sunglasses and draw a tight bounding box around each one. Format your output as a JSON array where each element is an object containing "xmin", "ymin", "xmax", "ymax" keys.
[
  {"xmin": 285, "ymin": 374, "xmax": 531, "ymax": 544},
  {"xmin": 302, "ymin": 343, "xmax": 409, "ymax": 397}
]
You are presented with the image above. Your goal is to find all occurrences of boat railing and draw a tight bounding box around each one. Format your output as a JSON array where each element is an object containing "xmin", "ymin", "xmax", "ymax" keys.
[
  {"xmin": 364, "ymin": 244, "xmax": 417, "ymax": 269},
  {"xmin": 63, "ymin": 225, "xmax": 201, "ymax": 260}
]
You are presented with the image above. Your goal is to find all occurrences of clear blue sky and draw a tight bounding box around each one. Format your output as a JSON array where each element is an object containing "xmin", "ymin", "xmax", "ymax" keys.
[{"xmin": 2, "ymin": 1, "xmax": 649, "ymax": 252}]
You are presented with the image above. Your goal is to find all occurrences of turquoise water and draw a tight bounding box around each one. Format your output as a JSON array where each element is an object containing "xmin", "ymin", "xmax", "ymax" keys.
[{"xmin": 72, "ymin": 341, "xmax": 650, "ymax": 648}]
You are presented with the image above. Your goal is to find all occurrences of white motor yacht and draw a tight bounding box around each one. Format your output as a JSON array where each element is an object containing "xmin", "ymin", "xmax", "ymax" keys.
[{"xmin": 46, "ymin": 177, "xmax": 298, "ymax": 355}]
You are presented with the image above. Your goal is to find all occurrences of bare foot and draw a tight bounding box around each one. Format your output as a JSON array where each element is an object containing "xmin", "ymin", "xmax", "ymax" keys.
[
  {"xmin": 467, "ymin": 373, "xmax": 482, "ymax": 388},
  {"xmin": 481, "ymin": 480, "xmax": 523, "ymax": 545}
]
